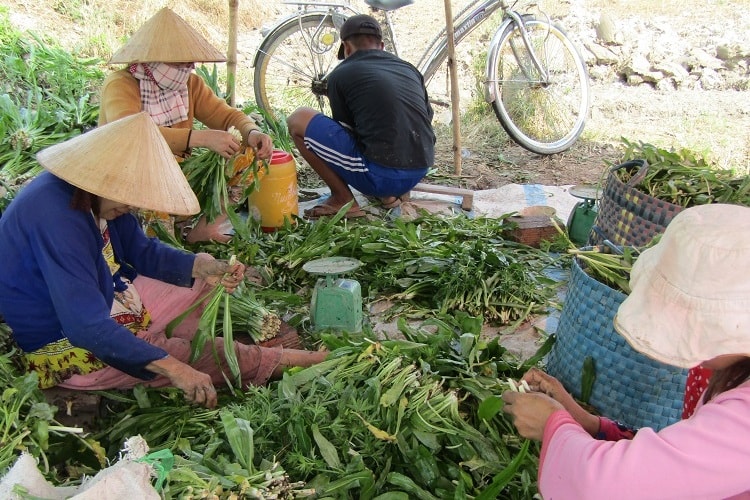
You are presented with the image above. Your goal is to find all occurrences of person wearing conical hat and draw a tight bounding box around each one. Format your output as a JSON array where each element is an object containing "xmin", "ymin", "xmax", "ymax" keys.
[
  {"xmin": 99, "ymin": 7, "xmax": 273, "ymax": 243},
  {"xmin": 501, "ymin": 203, "xmax": 750, "ymax": 499},
  {"xmin": 0, "ymin": 113, "xmax": 327, "ymax": 408}
]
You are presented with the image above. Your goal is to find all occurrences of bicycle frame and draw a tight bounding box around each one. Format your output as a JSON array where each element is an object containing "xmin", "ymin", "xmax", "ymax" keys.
[
  {"xmin": 256, "ymin": 0, "xmax": 546, "ymax": 98},
  {"xmin": 415, "ymin": 0, "xmax": 503, "ymax": 81},
  {"xmin": 483, "ymin": 10, "xmax": 549, "ymax": 104},
  {"xmin": 252, "ymin": 0, "xmax": 589, "ymax": 154}
]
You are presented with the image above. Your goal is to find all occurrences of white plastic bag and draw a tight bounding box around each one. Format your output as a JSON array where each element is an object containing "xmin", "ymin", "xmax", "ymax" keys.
[{"xmin": 0, "ymin": 436, "xmax": 160, "ymax": 499}]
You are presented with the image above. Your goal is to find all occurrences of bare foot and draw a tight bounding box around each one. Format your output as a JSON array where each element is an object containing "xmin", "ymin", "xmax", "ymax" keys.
[
  {"xmin": 379, "ymin": 196, "xmax": 402, "ymax": 209},
  {"xmin": 185, "ymin": 214, "xmax": 233, "ymax": 243}
]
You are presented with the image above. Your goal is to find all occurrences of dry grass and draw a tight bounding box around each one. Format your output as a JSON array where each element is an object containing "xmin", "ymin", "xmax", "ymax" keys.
[{"xmin": 3, "ymin": 0, "xmax": 272, "ymax": 60}]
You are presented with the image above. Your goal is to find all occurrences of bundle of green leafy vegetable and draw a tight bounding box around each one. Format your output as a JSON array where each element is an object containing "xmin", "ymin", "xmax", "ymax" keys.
[{"xmin": 551, "ymin": 219, "xmax": 638, "ymax": 295}]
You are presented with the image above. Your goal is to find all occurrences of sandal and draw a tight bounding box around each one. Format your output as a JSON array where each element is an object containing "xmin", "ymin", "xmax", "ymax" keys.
[{"xmin": 303, "ymin": 203, "xmax": 367, "ymax": 220}]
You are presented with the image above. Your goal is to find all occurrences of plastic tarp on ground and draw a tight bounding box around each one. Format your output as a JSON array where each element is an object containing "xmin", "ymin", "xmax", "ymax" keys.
[{"xmin": 299, "ymin": 183, "xmax": 580, "ymax": 223}]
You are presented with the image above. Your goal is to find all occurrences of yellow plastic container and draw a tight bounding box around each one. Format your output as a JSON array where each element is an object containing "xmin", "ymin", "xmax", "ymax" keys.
[{"xmin": 248, "ymin": 149, "xmax": 299, "ymax": 231}]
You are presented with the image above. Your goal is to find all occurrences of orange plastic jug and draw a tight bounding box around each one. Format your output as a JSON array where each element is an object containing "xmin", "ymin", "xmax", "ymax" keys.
[{"xmin": 248, "ymin": 149, "xmax": 299, "ymax": 231}]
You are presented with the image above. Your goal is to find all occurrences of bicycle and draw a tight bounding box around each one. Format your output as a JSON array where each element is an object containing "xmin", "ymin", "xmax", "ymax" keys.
[{"xmin": 252, "ymin": 0, "xmax": 590, "ymax": 155}]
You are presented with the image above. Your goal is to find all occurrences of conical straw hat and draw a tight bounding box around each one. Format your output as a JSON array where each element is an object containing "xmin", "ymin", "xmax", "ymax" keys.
[
  {"xmin": 109, "ymin": 7, "xmax": 226, "ymax": 64},
  {"xmin": 36, "ymin": 112, "xmax": 200, "ymax": 216}
]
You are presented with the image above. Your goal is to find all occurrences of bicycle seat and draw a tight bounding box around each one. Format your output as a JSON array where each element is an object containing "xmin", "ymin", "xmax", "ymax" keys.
[{"xmin": 365, "ymin": 0, "xmax": 414, "ymax": 12}]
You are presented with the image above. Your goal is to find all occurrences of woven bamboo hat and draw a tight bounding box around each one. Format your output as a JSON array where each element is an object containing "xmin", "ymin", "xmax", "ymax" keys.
[
  {"xmin": 614, "ymin": 204, "xmax": 750, "ymax": 368},
  {"xmin": 109, "ymin": 7, "xmax": 225, "ymax": 64},
  {"xmin": 36, "ymin": 112, "xmax": 200, "ymax": 216}
]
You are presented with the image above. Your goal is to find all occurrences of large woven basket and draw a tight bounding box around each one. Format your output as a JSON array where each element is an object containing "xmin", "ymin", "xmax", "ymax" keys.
[
  {"xmin": 546, "ymin": 255, "xmax": 688, "ymax": 430},
  {"xmin": 589, "ymin": 160, "xmax": 685, "ymax": 247}
]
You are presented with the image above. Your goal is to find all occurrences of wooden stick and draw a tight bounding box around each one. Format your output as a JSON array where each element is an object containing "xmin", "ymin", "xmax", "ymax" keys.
[
  {"xmin": 410, "ymin": 182, "xmax": 474, "ymax": 210},
  {"xmin": 226, "ymin": 0, "xmax": 239, "ymax": 106},
  {"xmin": 443, "ymin": 0, "xmax": 462, "ymax": 175}
]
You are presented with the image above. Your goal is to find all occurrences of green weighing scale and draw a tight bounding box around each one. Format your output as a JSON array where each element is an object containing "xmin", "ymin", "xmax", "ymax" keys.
[
  {"xmin": 303, "ymin": 256, "xmax": 363, "ymax": 332},
  {"xmin": 567, "ymin": 184, "xmax": 601, "ymax": 246}
]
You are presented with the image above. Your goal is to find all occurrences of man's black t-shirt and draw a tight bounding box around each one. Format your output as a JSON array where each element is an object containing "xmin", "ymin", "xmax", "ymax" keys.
[{"xmin": 327, "ymin": 50, "xmax": 435, "ymax": 169}]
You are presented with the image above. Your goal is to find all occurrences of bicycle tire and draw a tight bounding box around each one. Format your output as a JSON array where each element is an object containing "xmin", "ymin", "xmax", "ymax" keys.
[
  {"xmin": 490, "ymin": 18, "xmax": 590, "ymax": 155},
  {"xmin": 253, "ymin": 13, "xmax": 340, "ymax": 120}
]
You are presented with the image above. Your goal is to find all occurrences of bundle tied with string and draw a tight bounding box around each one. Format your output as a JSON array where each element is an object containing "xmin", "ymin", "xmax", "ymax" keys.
[{"xmin": 546, "ymin": 245, "xmax": 688, "ymax": 431}]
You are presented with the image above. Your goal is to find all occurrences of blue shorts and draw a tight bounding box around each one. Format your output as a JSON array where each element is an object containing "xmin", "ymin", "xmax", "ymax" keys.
[{"xmin": 303, "ymin": 114, "xmax": 428, "ymax": 197}]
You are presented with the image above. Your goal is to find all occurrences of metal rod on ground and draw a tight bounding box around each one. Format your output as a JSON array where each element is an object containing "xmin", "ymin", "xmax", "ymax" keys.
[
  {"xmin": 443, "ymin": 0, "xmax": 462, "ymax": 175},
  {"xmin": 226, "ymin": 0, "xmax": 239, "ymax": 106}
]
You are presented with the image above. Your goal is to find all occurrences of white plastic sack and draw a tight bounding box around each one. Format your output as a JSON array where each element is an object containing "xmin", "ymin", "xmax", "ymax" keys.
[{"xmin": 0, "ymin": 436, "xmax": 160, "ymax": 499}]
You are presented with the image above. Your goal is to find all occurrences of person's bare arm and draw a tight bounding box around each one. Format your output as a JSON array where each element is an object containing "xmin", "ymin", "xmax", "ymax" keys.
[{"xmin": 522, "ymin": 367, "xmax": 601, "ymax": 435}]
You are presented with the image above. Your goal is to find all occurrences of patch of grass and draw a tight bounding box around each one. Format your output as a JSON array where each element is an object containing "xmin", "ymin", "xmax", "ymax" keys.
[{"xmin": 0, "ymin": 7, "xmax": 15, "ymax": 46}]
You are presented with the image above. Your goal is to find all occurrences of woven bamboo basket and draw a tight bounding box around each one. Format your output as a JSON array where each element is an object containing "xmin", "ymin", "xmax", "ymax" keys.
[
  {"xmin": 589, "ymin": 160, "xmax": 685, "ymax": 247},
  {"xmin": 546, "ymin": 254, "xmax": 688, "ymax": 430}
]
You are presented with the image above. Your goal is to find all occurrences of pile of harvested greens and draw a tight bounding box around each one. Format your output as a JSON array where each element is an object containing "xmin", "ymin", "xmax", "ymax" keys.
[
  {"xmin": 181, "ymin": 207, "xmax": 565, "ymax": 331},
  {"xmin": 616, "ymin": 139, "xmax": 750, "ymax": 207},
  {"xmin": 1, "ymin": 312, "xmax": 549, "ymax": 498},
  {"xmin": 89, "ymin": 313, "xmax": 549, "ymax": 498}
]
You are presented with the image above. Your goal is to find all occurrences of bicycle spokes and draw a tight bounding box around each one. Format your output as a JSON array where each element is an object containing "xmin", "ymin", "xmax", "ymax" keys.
[
  {"xmin": 254, "ymin": 14, "xmax": 341, "ymax": 118},
  {"xmin": 492, "ymin": 19, "xmax": 589, "ymax": 154}
]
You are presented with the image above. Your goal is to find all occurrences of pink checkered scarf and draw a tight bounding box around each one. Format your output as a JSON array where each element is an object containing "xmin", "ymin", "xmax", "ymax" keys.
[{"xmin": 129, "ymin": 62, "xmax": 194, "ymax": 127}]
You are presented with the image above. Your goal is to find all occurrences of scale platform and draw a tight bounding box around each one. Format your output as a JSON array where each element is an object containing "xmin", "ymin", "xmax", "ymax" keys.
[
  {"xmin": 569, "ymin": 184, "xmax": 601, "ymax": 201},
  {"xmin": 303, "ymin": 257, "xmax": 363, "ymax": 332}
]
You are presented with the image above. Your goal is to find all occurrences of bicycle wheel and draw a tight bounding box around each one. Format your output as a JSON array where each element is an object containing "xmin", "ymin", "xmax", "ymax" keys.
[
  {"xmin": 253, "ymin": 13, "xmax": 340, "ymax": 120},
  {"xmin": 490, "ymin": 18, "xmax": 590, "ymax": 155}
]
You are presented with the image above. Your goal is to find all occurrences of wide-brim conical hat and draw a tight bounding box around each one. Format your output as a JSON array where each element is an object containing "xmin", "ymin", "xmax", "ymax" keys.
[
  {"xmin": 109, "ymin": 7, "xmax": 226, "ymax": 64},
  {"xmin": 36, "ymin": 112, "xmax": 200, "ymax": 216}
]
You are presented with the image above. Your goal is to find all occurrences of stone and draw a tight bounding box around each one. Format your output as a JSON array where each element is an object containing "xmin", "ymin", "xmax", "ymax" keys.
[
  {"xmin": 654, "ymin": 61, "xmax": 690, "ymax": 83},
  {"xmin": 698, "ymin": 67, "xmax": 724, "ymax": 90},
  {"xmin": 596, "ymin": 13, "xmax": 618, "ymax": 44},
  {"xmin": 586, "ymin": 42, "xmax": 620, "ymax": 65}
]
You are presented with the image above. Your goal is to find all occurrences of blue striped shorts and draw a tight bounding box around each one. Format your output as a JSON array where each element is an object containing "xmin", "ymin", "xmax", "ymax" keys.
[{"xmin": 303, "ymin": 114, "xmax": 428, "ymax": 197}]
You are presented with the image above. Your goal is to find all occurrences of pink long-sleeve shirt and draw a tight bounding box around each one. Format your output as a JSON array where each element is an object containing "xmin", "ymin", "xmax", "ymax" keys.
[{"xmin": 539, "ymin": 380, "xmax": 750, "ymax": 499}]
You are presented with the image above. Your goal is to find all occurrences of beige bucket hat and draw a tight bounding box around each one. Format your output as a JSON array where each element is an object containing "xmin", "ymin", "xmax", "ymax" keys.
[
  {"xmin": 614, "ymin": 203, "xmax": 750, "ymax": 368},
  {"xmin": 109, "ymin": 7, "xmax": 226, "ymax": 64},
  {"xmin": 36, "ymin": 112, "xmax": 200, "ymax": 216}
]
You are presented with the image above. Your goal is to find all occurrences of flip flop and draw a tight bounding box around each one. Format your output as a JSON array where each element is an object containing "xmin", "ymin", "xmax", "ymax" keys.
[{"xmin": 303, "ymin": 203, "xmax": 367, "ymax": 221}]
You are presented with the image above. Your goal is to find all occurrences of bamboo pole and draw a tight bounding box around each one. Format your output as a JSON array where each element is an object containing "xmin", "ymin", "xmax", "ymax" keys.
[
  {"xmin": 227, "ymin": 0, "xmax": 239, "ymax": 106},
  {"xmin": 442, "ymin": 0, "xmax": 462, "ymax": 175}
]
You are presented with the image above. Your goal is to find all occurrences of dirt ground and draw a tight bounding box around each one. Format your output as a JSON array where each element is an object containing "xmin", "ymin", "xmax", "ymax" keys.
[{"xmin": 432, "ymin": 82, "xmax": 750, "ymax": 191}]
